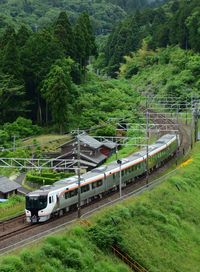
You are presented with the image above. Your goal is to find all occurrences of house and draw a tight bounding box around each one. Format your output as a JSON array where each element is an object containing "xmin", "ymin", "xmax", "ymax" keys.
[
  {"xmin": 100, "ymin": 140, "xmax": 117, "ymax": 156},
  {"xmin": 0, "ymin": 176, "xmax": 21, "ymax": 199},
  {"xmin": 58, "ymin": 133, "xmax": 117, "ymax": 170}
]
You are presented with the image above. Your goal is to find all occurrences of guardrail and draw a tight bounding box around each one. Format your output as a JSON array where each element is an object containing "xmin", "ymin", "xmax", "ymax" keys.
[{"xmin": 112, "ymin": 245, "xmax": 148, "ymax": 272}]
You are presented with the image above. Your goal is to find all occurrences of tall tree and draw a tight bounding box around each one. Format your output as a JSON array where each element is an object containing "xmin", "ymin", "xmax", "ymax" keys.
[
  {"xmin": 0, "ymin": 25, "xmax": 15, "ymax": 49},
  {"xmin": 0, "ymin": 74, "xmax": 26, "ymax": 124},
  {"xmin": 74, "ymin": 13, "xmax": 97, "ymax": 69},
  {"xmin": 54, "ymin": 11, "xmax": 75, "ymax": 57},
  {"xmin": 186, "ymin": 9, "xmax": 200, "ymax": 52},
  {"xmin": 2, "ymin": 35, "xmax": 22, "ymax": 79},
  {"xmin": 21, "ymin": 29, "xmax": 64, "ymax": 123},
  {"xmin": 41, "ymin": 59, "xmax": 73, "ymax": 133},
  {"xmin": 16, "ymin": 25, "xmax": 31, "ymax": 47}
]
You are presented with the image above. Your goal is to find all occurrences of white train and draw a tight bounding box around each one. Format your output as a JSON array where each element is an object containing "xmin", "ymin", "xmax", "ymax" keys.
[{"xmin": 25, "ymin": 134, "xmax": 179, "ymax": 223}]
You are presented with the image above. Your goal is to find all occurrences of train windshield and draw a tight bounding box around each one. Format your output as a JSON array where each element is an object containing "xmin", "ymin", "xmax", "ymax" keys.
[{"xmin": 26, "ymin": 195, "xmax": 47, "ymax": 210}]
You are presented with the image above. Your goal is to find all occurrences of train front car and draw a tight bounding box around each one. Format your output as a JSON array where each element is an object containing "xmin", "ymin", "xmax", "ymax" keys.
[
  {"xmin": 25, "ymin": 193, "xmax": 47, "ymax": 223},
  {"xmin": 25, "ymin": 186, "xmax": 56, "ymax": 223}
]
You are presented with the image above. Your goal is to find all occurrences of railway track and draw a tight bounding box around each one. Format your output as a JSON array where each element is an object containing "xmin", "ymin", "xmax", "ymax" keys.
[
  {"xmin": 0, "ymin": 112, "xmax": 191, "ymax": 255},
  {"xmin": 0, "ymin": 224, "xmax": 37, "ymax": 242},
  {"xmin": 0, "ymin": 214, "xmax": 25, "ymax": 225}
]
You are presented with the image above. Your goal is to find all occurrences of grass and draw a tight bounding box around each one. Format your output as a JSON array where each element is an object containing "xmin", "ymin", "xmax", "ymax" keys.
[
  {"xmin": 0, "ymin": 196, "xmax": 25, "ymax": 220},
  {"xmin": 106, "ymin": 134, "xmax": 157, "ymax": 164},
  {"xmin": 1, "ymin": 143, "xmax": 200, "ymax": 271},
  {"xmin": 90, "ymin": 142, "xmax": 200, "ymax": 272},
  {"xmin": 0, "ymin": 168, "xmax": 18, "ymax": 177},
  {"xmin": 0, "ymin": 226, "xmax": 131, "ymax": 272},
  {"xmin": 21, "ymin": 134, "xmax": 71, "ymax": 152}
]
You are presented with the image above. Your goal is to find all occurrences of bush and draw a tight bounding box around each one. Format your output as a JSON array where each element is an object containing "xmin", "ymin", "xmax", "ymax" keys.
[
  {"xmin": 26, "ymin": 173, "xmax": 56, "ymax": 185},
  {"xmin": 26, "ymin": 170, "xmax": 74, "ymax": 185},
  {"xmin": 3, "ymin": 117, "xmax": 41, "ymax": 139}
]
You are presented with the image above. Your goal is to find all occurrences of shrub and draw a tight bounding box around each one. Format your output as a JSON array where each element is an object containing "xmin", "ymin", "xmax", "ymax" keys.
[{"xmin": 3, "ymin": 117, "xmax": 41, "ymax": 139}]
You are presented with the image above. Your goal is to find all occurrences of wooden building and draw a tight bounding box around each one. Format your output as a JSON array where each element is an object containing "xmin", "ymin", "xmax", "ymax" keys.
[
  {"xmin": 58, "ymin": 133, "xmax": 117, "ymax": 170},
  {"xmin": 0, "ymin": 176, "xmax": 21, "ymax": 199}
]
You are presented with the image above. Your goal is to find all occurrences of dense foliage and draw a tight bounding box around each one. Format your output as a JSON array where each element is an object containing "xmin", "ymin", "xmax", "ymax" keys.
[
  {"xmin": 0, "ymin": 11, "xmax": 96, "ymax": 132},
  {"xmin": 0, "ymin": 0, "xmax": 163, "ymax": 35},
  {"xmin": 100, "ymin": 0, "xmax": 200, "ymax": 76},
  {"xmin": 72, "ymin": 74, "xmax": 141, "ymax": 130},
  {"xmin": 0, "ymin": 228, "xmax": 130, "ymax": 271},
  {"xmin": 0, "ymin": 117, "xmax": 41, "ymax": 146},
  {"xmin": 120, "ymin": 45, "xmax": 200, "ymax": 100}
]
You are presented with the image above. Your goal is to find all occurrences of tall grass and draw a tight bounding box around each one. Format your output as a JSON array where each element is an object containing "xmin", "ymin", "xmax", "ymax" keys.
[
  {"xmin": 0, "ymin": 196, "xmax": 25, "ymax": 220},
  {"xmin": 0, "ymin": 227, "xmax": 131, "ymax": 272}
]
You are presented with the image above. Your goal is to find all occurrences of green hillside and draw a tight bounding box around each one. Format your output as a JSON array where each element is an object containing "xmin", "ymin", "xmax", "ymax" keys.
[
  {"xmin": 0, "ymin": 0, "xmax": 161, "ymax": 34},
  {"xmin": 100, "ymin": 0, "xmax": 200, "ymax": 76},
  {"xmin": 1, "ymin": 142, "xmax": 200, "ymax": 271}
]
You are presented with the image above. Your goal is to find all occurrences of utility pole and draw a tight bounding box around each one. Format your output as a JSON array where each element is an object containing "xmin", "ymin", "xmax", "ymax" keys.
[
  {"xmin": 146, "ymin": 96, "xmax": 149, "ymax": 186},
  {"xmin": 12, "ymin": 135, "xmax": 16, "ymax": 151},
  {"xmin": 117, "ymin": 159, "xmax": 122, "ymax": 198},
  {"xmin": 77, "ymin": 129, "xmax": 81, "ymax": 218},
  {"xmin": 194, "ymin": 100, "xmax": 199, "ymax": 142}
]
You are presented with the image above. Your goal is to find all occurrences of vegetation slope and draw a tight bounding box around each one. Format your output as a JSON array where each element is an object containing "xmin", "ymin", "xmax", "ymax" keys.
[
  {"xmin": 0, "ymin": 0, "xmax": 164, "ymax": 34},
  {"xmin": 1, "ymin": 143, "xmax": 200, "ymax": 271}
]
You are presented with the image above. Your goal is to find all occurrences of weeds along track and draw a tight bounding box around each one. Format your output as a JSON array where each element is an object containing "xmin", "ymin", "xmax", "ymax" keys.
[{"xmin": 0, "ymin": 112, "xmax": 191, "ymax": 254}]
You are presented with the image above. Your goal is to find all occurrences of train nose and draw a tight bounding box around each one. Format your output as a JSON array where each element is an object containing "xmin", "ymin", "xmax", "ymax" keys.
[{"xmin": 31, "ymin": 215, "xmax": 39, "ymax": 223}]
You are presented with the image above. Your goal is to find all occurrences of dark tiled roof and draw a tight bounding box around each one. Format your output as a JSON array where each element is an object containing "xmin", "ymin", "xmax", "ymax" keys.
[
  {"xmin": 77, "ymin": 134, "xmax": 102, "ymax": 149},
  {"xmin": 59, "ymin": 133, "xmax": 116, "ymax": 150},
  {"xmin": 0, "ymin": 176, "xmax": 21, "ymax": 193},
  {"xmin": 58, "ymin": 151, "xmax": 106, "ymax": 165},
  {"xmin": 101, "ymin": 140, "xmax": 117, "ymax": 149},
  {"xmin": 80, "ymin": 152, "xmax": 107, "ymax": 164}
]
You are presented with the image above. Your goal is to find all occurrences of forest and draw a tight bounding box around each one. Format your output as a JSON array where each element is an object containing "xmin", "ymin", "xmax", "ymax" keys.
[
  {"xmin": 0, "ymin": 0, "xmax": 166, "ymax": 35},
  {"xmin": 0, "ymin": 0, "xmax": 200, "ymax": 147},
  {"xmin": 98, "ymin": 0, "xmax": 200, "ymax": 76}
]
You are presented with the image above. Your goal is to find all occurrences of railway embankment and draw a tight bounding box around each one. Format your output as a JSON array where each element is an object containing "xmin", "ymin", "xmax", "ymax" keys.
[{"xmin": 0, "ymin": 143, "xmax": 200, "ymax": 271}]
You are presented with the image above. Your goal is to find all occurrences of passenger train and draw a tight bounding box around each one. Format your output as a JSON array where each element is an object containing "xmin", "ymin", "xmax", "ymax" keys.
[{"xmin": 25, "ymin": 134, "xmax": 179, "ymax": 223}]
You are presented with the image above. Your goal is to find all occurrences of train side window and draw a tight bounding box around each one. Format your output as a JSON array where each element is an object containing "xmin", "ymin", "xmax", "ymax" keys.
[
  {"xmin": 70, "ymin": 189, "xmax": 78, "ymax": 197},
  {"xmin": 81, "ymin": 184, "xmax": 90, "ymax": 193},
  {"xmin": 49, "ymin": 196, "xmax": 52, "ymax": 204},
  {"xmin": 97, "ymin": 180, "xmax": 103, "ymax": 187},
  {"xmin": 65, "ymin": 192, "xmax": 69, "ymax": 199},
  {"xmin": 92, "ymin": 180, "xmax": 103, "ymax": 189}
]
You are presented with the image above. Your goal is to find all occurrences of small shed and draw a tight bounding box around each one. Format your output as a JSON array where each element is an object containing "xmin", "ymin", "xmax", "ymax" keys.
[{"xmin": 0, "ymin": 176, "xmax": 21, "ymax": 199}]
